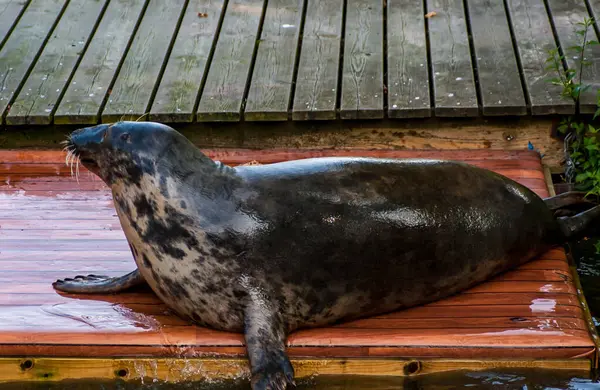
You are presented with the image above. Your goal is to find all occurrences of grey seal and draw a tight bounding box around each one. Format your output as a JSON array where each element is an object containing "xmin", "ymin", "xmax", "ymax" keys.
[{"xmin": 53, "ymin": 121, "xmax": 600, "ymax": 390}]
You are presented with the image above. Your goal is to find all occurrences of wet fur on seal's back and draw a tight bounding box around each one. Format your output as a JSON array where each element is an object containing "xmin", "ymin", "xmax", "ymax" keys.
[{"xmin": 226, "ymin": 158, "xmax": 562, "ymax": 329}]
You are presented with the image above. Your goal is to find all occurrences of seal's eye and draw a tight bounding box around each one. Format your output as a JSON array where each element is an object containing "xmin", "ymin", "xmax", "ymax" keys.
[{"xmin": 120, "ymin": 133, "xmax": 131, "ymax": 142}]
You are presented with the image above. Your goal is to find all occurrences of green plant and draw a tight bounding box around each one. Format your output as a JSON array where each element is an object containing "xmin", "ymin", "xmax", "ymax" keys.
[{"xmin": 546, "ymin": 18, "xmax": 600, "ymax": 199}]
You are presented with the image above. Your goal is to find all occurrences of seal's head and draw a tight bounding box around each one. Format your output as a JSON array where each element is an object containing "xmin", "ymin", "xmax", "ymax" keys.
[{"xmin": 66, "ymin": 121, "xmax": 199, "ymax": 186}]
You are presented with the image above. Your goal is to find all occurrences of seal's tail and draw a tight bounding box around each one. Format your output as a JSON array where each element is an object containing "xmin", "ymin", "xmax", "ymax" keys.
[{"xmin": 544, "ymin": 191, "xmax": 600, "ymax": 238}]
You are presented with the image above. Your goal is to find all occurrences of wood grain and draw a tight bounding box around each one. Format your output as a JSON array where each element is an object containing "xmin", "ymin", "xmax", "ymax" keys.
[
  {"xmin": 0, "ymin": 0, "xmax": 29, "ymax": 48},
  {"xmin": 100, "ymin": 0, "xmax": 186, "ymax": 123},
  {"xmin": 244, "ymin": 0, "xmax": 304, "ymax": 121},
  {"xmin": 505, "ymin": 0, "xmax": 574, "ymax": 115},
  {"xmin": 291, "ymin": 0, "xmax": 343, "ymax": 120},
  {"xmin": 0, "ymin": 0, "xmax": 67, "ymax": 122},
  {"xmin": 545, "ymin": 0, "xmax": 600, "ymax": 114},
  {"xmin": 0, "ymin": 357, "xmax": 588, "ymax": 384},
  {"xmin": 465, "ymin": 0, "xmax": 526, "ymax": 115},
  {"xmin": 386, "ymin": 0, "xmax": 431, "ymax": 118},
  {"xmin": 53, "ymin": 0, "xmax": 148, "ymax": 125},
  {"xmin": 149, "ymin": 0, "xmax": 226, "ymax": 123},
  {"xmin": 5, "ymin": 0, "xmax": 107, "ymax": 125},
  {"xmin": 196, "ymin": 0, "xmax": 265, "ymax": 121},
  {"xmin": 426, "ymin": 0, "xmax": 478, "ymax": 116},
  {"xmin": 340, "ymin": 0, "xmax": 384, "ymax": 119}
]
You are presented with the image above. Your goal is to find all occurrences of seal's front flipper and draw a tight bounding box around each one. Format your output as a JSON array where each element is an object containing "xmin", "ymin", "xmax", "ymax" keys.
[
  {"xmin": 558, "ymin": 204, "xmax": 600, "ymax": 238},
  {"xmin": 243, "ymin": 288, "xmax": 295, "ymax": 390},
  {"xmin": 52, "ymin": 270, "xmax": 146, "ymax": 294}
]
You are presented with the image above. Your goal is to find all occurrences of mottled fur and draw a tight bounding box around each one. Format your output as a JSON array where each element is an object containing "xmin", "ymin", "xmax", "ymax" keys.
[{"xmin": 54, "ymin": 122, "xmax": 575, "ymax": 390}]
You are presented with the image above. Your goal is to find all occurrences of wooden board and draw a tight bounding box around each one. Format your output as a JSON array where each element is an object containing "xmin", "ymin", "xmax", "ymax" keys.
[
  {"xmin": 53, "ymin": 0, "xmax": 148, "ymax": 125},
  {"xmin": 1, "ymin": 0, "xmax": 598, "ymax": 124},
  {"xmin": 386, "ymin": 0, "xmax": 430, "ymax": 118},
  {"xmin": 100, "ymin": 0, "xmax": 186, "ymax": 123},
  {"xmin": 426, "ymin": 0, "xmax": 478, "ymax": 117},
  {"xmin": 505, "ymin": 0, "xmax": 575, "ymax": 115},
  {"xmin": 339, "ymin": 0, "xmax": 384, "ymax": 119},
  {"xmin": 0, "ymin": 0, "xmax": 29, "ymax": 48},
  {"xmin": 0, "ymin": 357, "xmax": 591, "ymax": 384},
  {"xmin": 149, "ymin": 0, "xmax": 226, "ymax": 123},
  {"xmin": 0, "ymin": 148, "xmax": 595, "ymax": 366},
  {"xmin": 290, "ymin": 0, "xmax": 343, "ymax": 120},
  {"xmin": 545, "ymin": 0, "xmax": 600, "ymax": 114},
  {"xmin": 0, "ymin": 0, "xmax": 67, "ymax": 122},
  {"xmin": 196, "ymin": 0, "xmax": 265, "ymax": 121},
  {"xmin": 465, "ymin": 0, "xmax": 526, "ymax": 116},
  {"xmin": 244, "ymin": 0, "xmax": 304, "ymax": 121},
  {"xmin": 4, "ymin": 0, "xmax": 107, "ymax": 125}
]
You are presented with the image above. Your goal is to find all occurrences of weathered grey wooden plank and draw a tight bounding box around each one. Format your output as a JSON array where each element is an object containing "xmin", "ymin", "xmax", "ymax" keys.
[
  {"xmin": 5, "ymin": 0, "xmax": 107, "ymax": 125},
  {"xmin": 100, "ymin": 0, "xmax": 186, "ymax": 123},
  {"xmin": 53, "ymin": 0, "xmax": 148, "ymax": 125},
  {"xmin": 426, "ymin": 0, "xmax": 478, "ymax": 117},
  {"xmin": 340, "ymin": 0, "xmax": 384, "ymax": 119},
  {"xmin": 0, "ymin": 0, "xmax": 67, "ymax": 122},
  {"xmin": 465, "ymin": 0, "xmax": 526, "ymax": 116},
  {"xmin": 546, "ymin": 0, "xmax": 600, "ymax": 114},
  {"xmin": 588, "ymin": 0, "xmax": 600, "ymax": 29},
  {"xmin": 387, "ymin": 0, "xmax": 430, "ymax": 118},
  {"xmin": 505, "ymin": 0, "xmax": 574, "ymax": 115},
  {"xmin": 196, "ymin": 0, "xmax": 265, "ymax": 121},
  {"xmin": 291, "ymin": 0, "xmax": 343, "ymax": 121},
  {"xmin": 244, "ymin": 0, "xmax": 304, "ymax": 121},
  {"xmin": 0, "ymin": 0, "xmax": 29, "ymax": 48},
  {"xmin": 149, "ymin": 0, "xmax": 226, "ymax": 123}
]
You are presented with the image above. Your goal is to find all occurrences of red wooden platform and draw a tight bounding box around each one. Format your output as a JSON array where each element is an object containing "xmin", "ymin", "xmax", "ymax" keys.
[{"xmin": 0, "ymin": 149, "xmax": 596, "ymax": 370}]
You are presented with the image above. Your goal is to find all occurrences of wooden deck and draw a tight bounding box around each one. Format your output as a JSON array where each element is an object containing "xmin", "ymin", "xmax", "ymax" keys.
[
  {"xmin": 1, "ymin": 0, "xmax": 599, "ymax": 126},
  {"xmin": 0, "ymin": 148, "xmax": 598, "ymax": 382}
]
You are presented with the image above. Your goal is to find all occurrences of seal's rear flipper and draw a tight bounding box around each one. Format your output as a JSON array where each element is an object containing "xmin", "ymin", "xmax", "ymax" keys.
[
  {"xmin": 544, "ymin": 191, "xmax": 596, "ymax": 210},
  {"xmin": 544, "ymin": 191, "xmax": 598, "ymax": 218},
  {"xmin": 243, "ymin": 289, "xmax": 295, "ymax": 390},
  {"xmin": 557, "ymin": 204, "xmax": 600, "ymax": 238},
  {"xmin": 52, "ymin": 270, "xmax": 146, "ymax": 294}
]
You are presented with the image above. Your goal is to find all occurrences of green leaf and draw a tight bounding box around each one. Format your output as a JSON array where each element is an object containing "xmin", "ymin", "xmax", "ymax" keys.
[
  {"xmin": 589, "ymin": 124, "xmax": 598, "ymax": 133},
  {"xmin": 576, "ymin": 172, "xmax": 591, "ymax": 182}
]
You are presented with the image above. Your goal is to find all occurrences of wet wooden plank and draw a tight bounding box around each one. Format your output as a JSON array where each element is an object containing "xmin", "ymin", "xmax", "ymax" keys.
[
  {"xmin": 53, "ymin": 0, "xmax": 148, "ymax": 125},
  {"xmin": 100, "ymin": 0, "xmax": 186, "ymax": 123},
  {"xmin": 545, "ymin": 0, "xmax": 600, "ymax": 114},
  {"xmin": 0, "ymin": 149, "xmax": 545, "ymax": 164},
  {"xmin": 505, "ymin": 0, "xmax": 574, "ymax": 115},
  {"xmin": 465, "ymin": 0, "xmax": 526, "ymax": 115},
  {"xmin": 339, "ymin": 0, "xmax": 384, "ymax": 119},
  {"xmin": 0, "ymin": 0, "xmax": 29, "ymax": 47},
  {"xmin": 426, "ymin": 0, "xmax": 478, "ymax": 116},
  {"xmin": 196, "ymin": 0, "xmax": 265, "ymax": 121},
  {"xmin": 386, "ymin": 0, "xmax": 430, "ymax": 118},
  {"xmin": 244, "ymin": 0, "xmax": 304, "ymax": 121},
  {"xmin": 5, "ymin": 0, "xmax": 107, "ymax": 125},
  {"xmin": 291, "ymin": 0, "xmax": 343, "ymax": 120},
  {"xmin": 290, "ymin": 328, "xmax": 593, "ymax": 347},
  {"xmin": 149, "ymin": 0, "xmax": 226, "ymax": 123},
  {"xmin": 0, "ymin": 0, "xmax": 67, "ymax": 121}
]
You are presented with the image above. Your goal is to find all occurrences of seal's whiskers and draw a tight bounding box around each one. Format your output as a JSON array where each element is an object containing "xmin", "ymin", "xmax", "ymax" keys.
[{"xmin": 134, "ymin": 112, "xmax": 149, "ymax": 122}]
